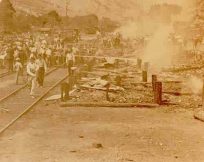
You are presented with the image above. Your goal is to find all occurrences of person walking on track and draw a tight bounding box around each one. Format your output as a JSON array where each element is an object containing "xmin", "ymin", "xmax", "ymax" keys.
[
  {"xmin": 6, "ymin": 44, "xmax": 14, "ymax": 72},
  {"xmin": 27, "ymin": 57, "xmax": 37, "ymax": 97},
  {"xmin": 66, "ymin": 48, "xmax": 75, "ymax": 76},
  {"xmin": 14, "ymin": 58, "xmax": 23, "ymax": 85},
  {"xmin": 36, "ymin": 54, "xmax": 47, "ymax": 87}
]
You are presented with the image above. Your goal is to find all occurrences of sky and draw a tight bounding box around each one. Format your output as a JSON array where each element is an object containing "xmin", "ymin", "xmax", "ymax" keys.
[{"xmin": 6, "ymin": 0, "xmax": 195, "ymax": 20}]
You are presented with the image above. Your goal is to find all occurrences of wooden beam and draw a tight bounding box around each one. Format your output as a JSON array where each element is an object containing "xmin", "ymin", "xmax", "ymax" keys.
[{"xmin": 60, "ymin": 102, "xmax": 159, "ymax": 108}]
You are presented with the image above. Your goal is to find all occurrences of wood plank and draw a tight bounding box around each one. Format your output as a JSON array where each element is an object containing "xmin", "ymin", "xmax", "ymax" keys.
[{"xmin": 60, "ymin": 102, "xmax": 159, "ymax": 108}]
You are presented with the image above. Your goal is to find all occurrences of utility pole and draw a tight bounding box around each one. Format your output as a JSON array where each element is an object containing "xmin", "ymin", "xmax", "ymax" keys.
[
  {"xmin": 53, "ymin": 0, "xmax": 56, "ymax": 9},
  {"xmin": 65, "ymin": 0, "xmax": 69, "ymax": 17}
]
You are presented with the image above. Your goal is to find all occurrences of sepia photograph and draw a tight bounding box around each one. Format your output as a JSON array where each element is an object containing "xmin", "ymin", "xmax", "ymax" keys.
[{"xmin": 0, "ymin": 0, "xmax": 204, "ymax": 161}]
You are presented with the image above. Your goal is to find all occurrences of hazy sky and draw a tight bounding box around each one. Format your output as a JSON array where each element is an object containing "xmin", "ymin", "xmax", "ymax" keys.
[
  {"xmin": 7, "ymin": 0, "xmax": 194, "ymax": 20},
  {"xmin": 139, "ymin": 0, "xmax": 193, "ymax": 9},
  {"xmin": 69, "ymin": 0, "xmax": 193, "ymax": 13}
]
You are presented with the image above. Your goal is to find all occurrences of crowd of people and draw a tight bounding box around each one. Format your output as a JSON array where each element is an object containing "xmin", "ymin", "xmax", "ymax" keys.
[
  {"xmin": 0, "ymin": 32, "xmax": 80, "ymax": 98},
  {"xmin": 0, "ymin": 31, "xmax": 126, "ymax": 98}
]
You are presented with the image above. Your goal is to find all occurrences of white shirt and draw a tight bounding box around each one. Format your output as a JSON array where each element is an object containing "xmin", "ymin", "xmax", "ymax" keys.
[
  {"xmin": 46, "ymin": 49, "xmax": 52, "ymax": 56},
  {"xmin": 72, "ymin": 47, "xmax": 79, "ymax": 55},
  {"xmin": 27, "ymin": 62, "xmax": 37, "ymax": 77},
  {"xmin": 30, "ymin": 47, "xmax": 37, "ymax": 53},
  {"xmin": 39, "ymin": 48, "xmax": 45, "ymax": 54},
  {"xmin": 35, "ymin": 59, "xmax": 47, "ymax": 71},
  {"xmin": 14, "ymin": 62, "xmax": 23, "ymax": 72},
  {"xmin": 66, "ymin": 52, "xmax": 75, "ymax": 64}
]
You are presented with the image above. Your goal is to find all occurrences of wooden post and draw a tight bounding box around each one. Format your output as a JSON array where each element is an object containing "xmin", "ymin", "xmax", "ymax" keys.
[
  {"xmin": 202, "ymin": 76, "xmax": 204, "ymax": 108},
  {"xmin": 69, "ymin": 74, "xmax": 75, "ymax": 89},
  {"xmin": 115, "ymin": 59, "xmax": 119, "ymax": 68},
  {"xmin": 105, "ymin": 82, "xmax": 111, "ymax": 101},
  {"xmin": 115, "ymin": 75, "xmax": 122, "ymax": 86},
  {"xmin": 137, "ymin": 58, "xmax": 142, "ymax": 69},
  {"xmin": 142, "ymin": 71, "xmax": 148, "ymax": 82},
  {"xmin": 152, "ymin": 75, "xmax": 157, "ymax": 91},
  {"xmin": 154, "ymin": 82, "xmax": 162, "ymax": 105},
  {"xmin": 61, "ymin": 82, "xmax": 70, "ymax": 102},
  {"xmin": 144, "ymin": 62, "xmax": 149, "ymax": 71}
]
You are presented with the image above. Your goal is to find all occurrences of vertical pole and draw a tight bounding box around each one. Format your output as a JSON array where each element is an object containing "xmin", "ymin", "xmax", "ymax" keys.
[
  {"xmin": 65, "ymin": 83, "xmax": 70, "ymax": 101},
  {"xmin": 154, "ymin": 82, "xmax": 162, "ymax": 105},
  {"xmin": 202, "ymin": 76, "xmax": 204, "ymax": 108},
  {"xmin": 152, "ymin": 75, "xmax": 157, "ymax": 91},
  {"xmin": 137, "ymin": 58, "xmax": 142, "ymax": 69},
  {"xmin": 61, "ymin": 83, "xmax": 64, "ymax": 102},
  {"xmin": 66, "ymin": 0, "xmax": 69, "ymax": 17},
  {"xmin": 115, "ymin": 59, "xmax": 119, "ymax": 68},
  {"xmin": 142, "ymin": 71, "xmax": 147, "ymax": 82},
  {"xmin": 115, "ymin": 75, "xmax": 122, "ymax": 86},
  {"xmin": 61, "ymin": 82, "xmax": 70, "ymax": 101},
  {"xmin": 106, "ymin": 82, "xmax": 110, "ymax": 101},
  {"xmin": 144, "ymin": 62, "xmax": 149, "ymax": 72}
]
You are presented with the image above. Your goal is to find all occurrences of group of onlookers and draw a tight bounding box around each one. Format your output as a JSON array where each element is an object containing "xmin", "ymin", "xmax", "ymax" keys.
[
  {"xmin": 0, "ymin": 31, "xmax": 125, "ymax": 98},
  {"xmin": 0, "ymin": 33, "xmax": 80, "ymax": 97}
]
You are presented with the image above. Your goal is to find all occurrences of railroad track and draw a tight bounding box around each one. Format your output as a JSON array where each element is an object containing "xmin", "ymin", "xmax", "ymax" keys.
[
  {"xmin": 0, "ymin": 68, "xmax": 68, "ymax": 135},
  {"xmin": 0, "ymin": 64, "xmax": 64, "ymax": 79},
  {"xmin": 0, "ymin": 71, "xmax": 12, "ymax": 79},
  {"xmin": 0, "ymin": 67, "xmax": 58, "ymax": 103}
]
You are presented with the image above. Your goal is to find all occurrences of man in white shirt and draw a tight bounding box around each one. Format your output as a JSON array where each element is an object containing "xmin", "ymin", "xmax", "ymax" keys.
[
  {"xmin": 27, "ymin": 57, "xmax": 37, "ymax": 97},
  {"xmin": 36, "ymin": 54, "xmax": 47, "ymax": 87},
  {"xmin": 46, "ymin": 48, "xmax": 52, "ymax": 67},
  {"xmin": 66, "ymin": 48, "xmax": 75, "ymax": 76},
  {"xmin": 14, "ymin": 58, "xmax": 23, "ymax": 85}
]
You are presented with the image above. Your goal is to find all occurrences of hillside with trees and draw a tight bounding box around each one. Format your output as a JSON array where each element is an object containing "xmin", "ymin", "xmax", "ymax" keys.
[{"xmin": 0, "ymin": 0, "xmax": 16, "ymax": 32}]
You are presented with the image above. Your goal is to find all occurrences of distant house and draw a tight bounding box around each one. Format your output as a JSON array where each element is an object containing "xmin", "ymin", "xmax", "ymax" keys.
[
  {"xmin": 38, "ymin": 28, "xmax": 52, "ymax": 34},
  {"xmin": 31, "ymin": 27, "xmax": 52, "ymax": 34}
]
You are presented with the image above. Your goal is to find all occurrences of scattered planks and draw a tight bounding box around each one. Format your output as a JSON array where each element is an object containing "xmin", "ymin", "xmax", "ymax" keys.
[
  {"xmin": 163, "ymin": 91, "xmax": 193, "ymax": 96},
  {"xmin": 81, "ymin": 70, "xmax": 137, "ymax": 78},
  {"xmin": 92, "ymin": 68, "xmax": 141, "ymax": 75},
  {"xmin": 162, "ymin": 80, "xmax": 183, "ymax": 84},
  {"xmin": 60, "ymin": 102, "xmax": 159, "ymax": 108},
  {"xmin": 45, "ymin": 89, "xmax": 77, "ymax": 101},
  {"xmin": 131, "ymin": 80, "xmax": 183, "ymax": 86},
  {"xmin": 131, "ymin": 82, "xmax": 151, "ymax": 86},
  {"xmin": 80, "ymin": 85, "xmax": 124, "ymax": 92},
  {"xmin": 162, "ymin": 65, "xmax": 204, "ymax": 73}
]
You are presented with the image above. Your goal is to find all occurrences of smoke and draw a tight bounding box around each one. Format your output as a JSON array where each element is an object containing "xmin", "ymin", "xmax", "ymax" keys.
[
  {"xmin": 142, "ymin": 25, "xmax": 174, "ymax": 70},
  {"xmin": 115, "ymin": 20, "xmax": 159, "ymax": 40},
  {"xmin": 115, "ymin": 21, "xmax": 175, "ymax": 70},
  {"xmin": 184, "ymin": 76, "xmax": 203, "ymax": 94},
  {"xmin": 141, "ymin": 0, "xmax": 194, "ymax": 21},
  {"xmin": 114, "ymin": 21, "xmax": 140, "ymax": 39},
  {"xmin": 111, "ymin": 0, "xmax": 195, "ymax": 70}
]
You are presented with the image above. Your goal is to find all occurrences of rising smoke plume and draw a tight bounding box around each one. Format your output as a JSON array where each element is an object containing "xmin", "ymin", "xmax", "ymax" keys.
[
  {"xmin": 185, "ymin": 76, "xmax": 203, "ymax": 94},
  {"xmin": 115, "ymin": 0, "xmax": 194, "ymax": 70}
]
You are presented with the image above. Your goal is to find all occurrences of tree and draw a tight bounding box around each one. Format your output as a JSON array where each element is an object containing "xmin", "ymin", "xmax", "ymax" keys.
[
  {"xmin": 194, "ymin": 1, "xmax": 204, "ymax": 28},
  {"xmin": 0, "ymin": 0, "xmax": 15, "ymax": 32},
  {"xmin": 40, "ymin": 10, "xmax": 61, "ymax": 27},
  {"xmin": 100, "ymin": 17, "xmax": 119, "ymax": 32}
]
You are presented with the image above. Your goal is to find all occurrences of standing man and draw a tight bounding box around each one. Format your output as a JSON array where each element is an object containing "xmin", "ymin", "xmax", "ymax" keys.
[
  {"xmin": 36, "ymin": 54, "xmax": 47, "ymax": 87},
  {"xmin": 14, "ymin": 58, "xmax": 23, "ymax": 85},
  {"xmin": 66, "ymin": 48, "xmax": 75, "ymax": 76},
  {"xmin": 45, "ymin": 46, "xmax": 52, "ymax": 67},
  {"xmin": 27, "ymin": 57, "xmax": 37, "ymax": 97},
  {"xmin": 6, "ymin": 44, "xmax": 14, "ymax": 72}
]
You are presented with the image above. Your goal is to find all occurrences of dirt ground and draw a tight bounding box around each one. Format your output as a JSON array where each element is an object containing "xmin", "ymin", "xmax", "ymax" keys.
[{"xmin": 0, "ymin": 101, "xmax": 204, "ymax": 162}]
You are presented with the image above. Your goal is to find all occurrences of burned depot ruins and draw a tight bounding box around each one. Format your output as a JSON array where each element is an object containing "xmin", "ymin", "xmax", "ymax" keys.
[{"xmin": 1, "ymin": 0, "xmax": 204, "ymax": 162}]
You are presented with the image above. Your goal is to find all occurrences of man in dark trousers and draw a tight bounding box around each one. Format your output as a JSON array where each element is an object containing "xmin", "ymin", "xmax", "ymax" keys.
[
  {"xmin": 6, "ymin": 44, "xmax": 14, "ymax": 72},
  {"xmin": 61, "ymin": 82, "xmax": 70, "ymax": 102},
  {"xmin": 66, "ymin": 48, "xmax": 75, "ymax": 76}
]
